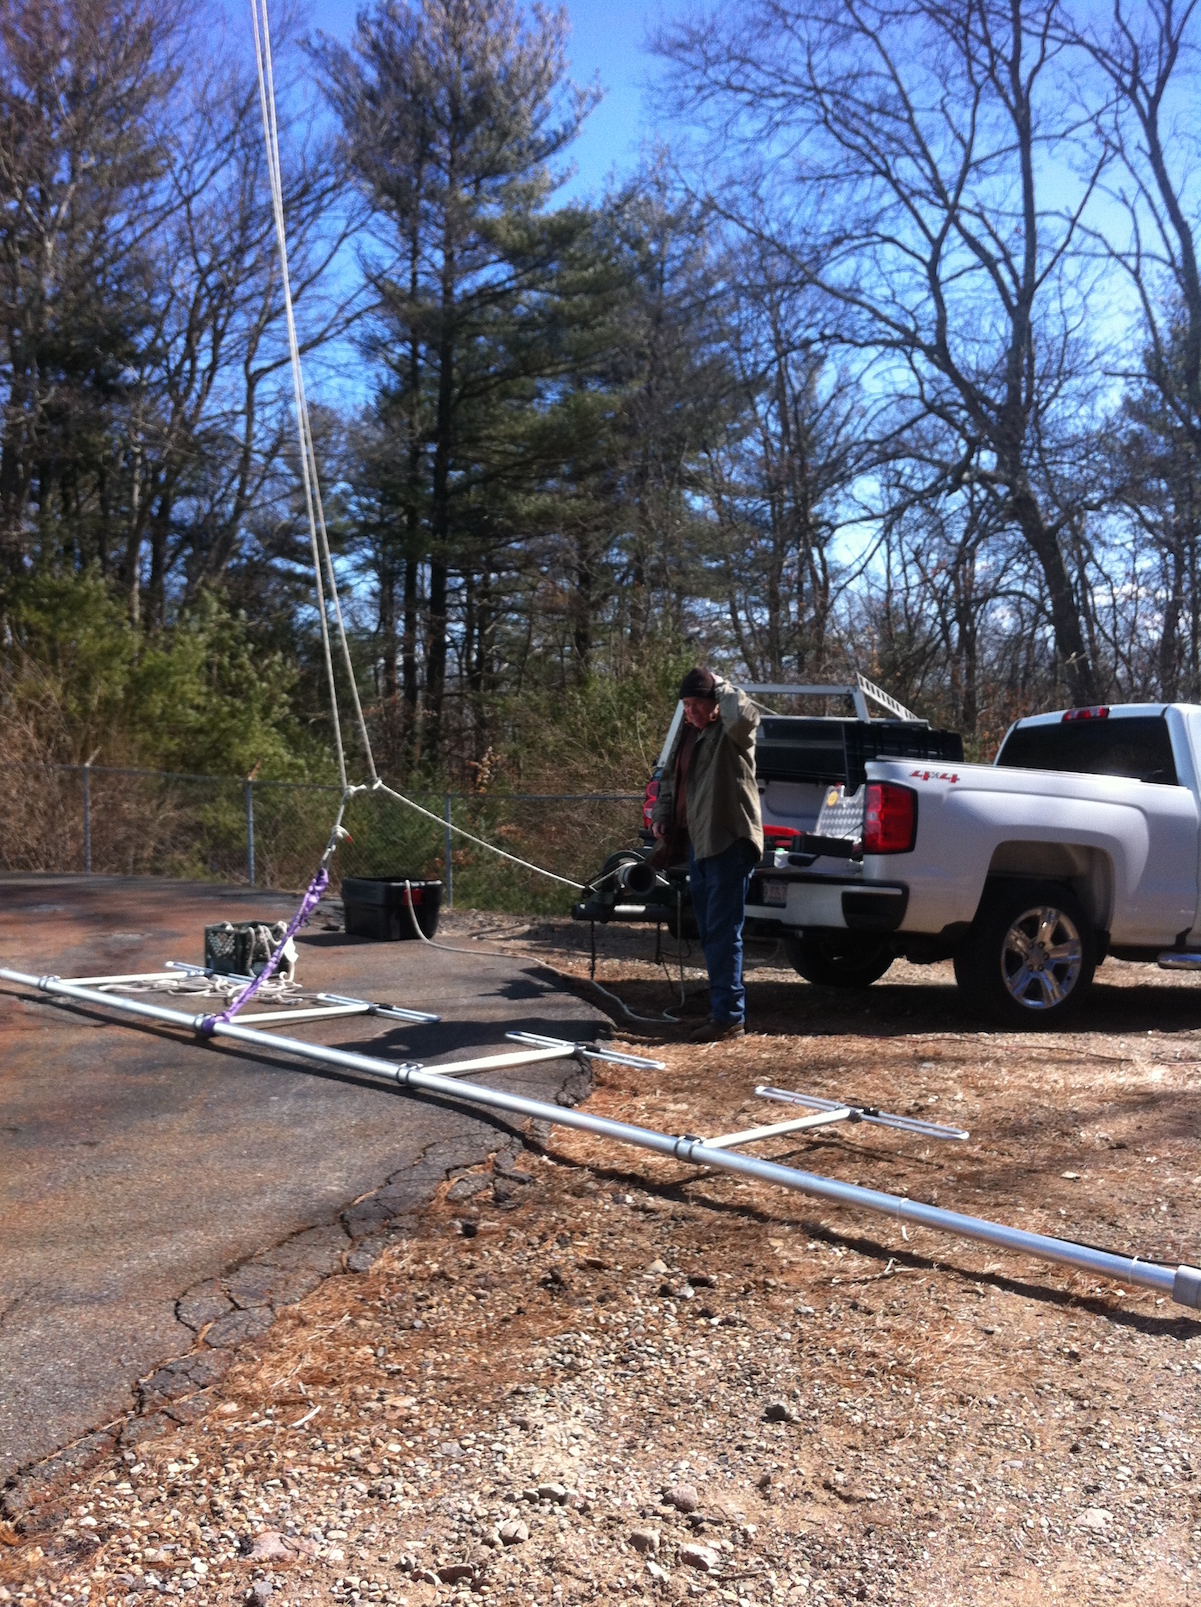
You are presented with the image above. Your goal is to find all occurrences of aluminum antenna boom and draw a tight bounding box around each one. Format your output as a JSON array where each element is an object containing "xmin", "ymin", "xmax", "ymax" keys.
[{"xmin": 2, "ymin": 965, "xmax": 1198, "ymax": 1313}]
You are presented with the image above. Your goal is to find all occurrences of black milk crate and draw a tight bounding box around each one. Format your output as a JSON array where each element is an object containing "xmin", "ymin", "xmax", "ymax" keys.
[
  {"xmin": 204, "ymin": 921, "xmax": 283, "ymax": 976},
  {"xmin": 341, "ymin": 877, "xmax": 443, "ymax": 941}
]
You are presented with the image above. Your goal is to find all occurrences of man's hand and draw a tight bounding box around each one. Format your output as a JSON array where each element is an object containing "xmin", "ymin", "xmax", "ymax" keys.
[{"xmin": 652, "ymin": 822, "xmax": 666, "ymax": 840}]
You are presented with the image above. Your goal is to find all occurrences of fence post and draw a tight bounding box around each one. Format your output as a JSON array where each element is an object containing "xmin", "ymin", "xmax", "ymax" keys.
[
  {"xmin": 443, "ymin": 792, "xmax": 453, "ymax": 910},
  {"xmin": 245, "ymin": 779, "xmax": 256, "ymax": 888},
  {"xmin": 82, "ymin": 763, "xmax": 92, "ymax": 874}
]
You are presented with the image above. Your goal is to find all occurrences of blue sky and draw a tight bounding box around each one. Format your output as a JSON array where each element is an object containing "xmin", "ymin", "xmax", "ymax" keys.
[{"xmin": 306, "ymin": 0, "xmax": 686, "ymax": 198}]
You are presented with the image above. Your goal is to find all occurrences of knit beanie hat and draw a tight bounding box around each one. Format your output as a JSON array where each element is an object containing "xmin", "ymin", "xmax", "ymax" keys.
[{"xmin": 679, "ymin": 666, "xmax": 717, "ymax": 699}]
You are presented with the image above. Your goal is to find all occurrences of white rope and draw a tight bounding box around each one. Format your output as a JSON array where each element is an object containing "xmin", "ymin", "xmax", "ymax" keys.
[
  {"xmin": 249, "ymin": 0, "xmax": 593, "ymax": 892},
  {"xmin": 376, "ymin": 781, "xmax": 585, "ymax": 888},
  {"xmin": 399, "ymin": 882, "xmax": 702, "ymax": 1026},
  {"xmin": 259, "ymin": 3, "xmax": 376, "ymax": 781},
  {"xmin": 101, "ymin": 973, "xmax": 308, "ymax": 1005},
  {"xmin": 251, "ymin": 0, "xmax": 363, "ymax": 788}
]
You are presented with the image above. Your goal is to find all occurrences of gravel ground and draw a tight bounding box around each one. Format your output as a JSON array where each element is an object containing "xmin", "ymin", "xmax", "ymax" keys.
[{"xmin": 3, "ymin": 919, "xmax": 1201, "ymax": 1606}]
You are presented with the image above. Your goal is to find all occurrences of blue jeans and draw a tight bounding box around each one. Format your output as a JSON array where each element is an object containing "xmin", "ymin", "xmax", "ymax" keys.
[{"xmin": 688, "ymin": 837, "xmax": 760, "ymax": 1024}]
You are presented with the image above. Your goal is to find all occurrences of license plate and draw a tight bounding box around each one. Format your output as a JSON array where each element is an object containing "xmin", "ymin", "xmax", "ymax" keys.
[{"xmin": 761, "ymin": 879, "xmax": 788, "ymax": 907}]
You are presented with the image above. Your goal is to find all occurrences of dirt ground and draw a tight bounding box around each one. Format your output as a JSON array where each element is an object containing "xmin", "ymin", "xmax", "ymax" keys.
[{"xmin": 3, "ymin": 914, "xmax": 1200, "ymax": 1606}]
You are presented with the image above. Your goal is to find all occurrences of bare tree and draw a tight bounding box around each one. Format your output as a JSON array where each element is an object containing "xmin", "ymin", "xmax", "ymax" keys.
[
  {"xmin": 1068, "ymin": 0, "xmax": 1200, "ymax": 444},
  {"xmin": 1060, "ymin": 1, "xmax": 1201, "ymax": 698},
  {"xmin": 0, "ymin": 0, "xmax": 180, "ymax": 569},
  {"xmin": 0, "ymin": 0, "xmax": 358, "ymax": 642},
  {"xmin": 700, "ymin": 239, "xmax": 872, "ymax": 680},
  {"xmin": 135, "ymin": 26, "xmax": 360, "ymax": 628},
  {"xmin": 659, "ymin": 0, "xmax": 1110, "ymax": 702}
]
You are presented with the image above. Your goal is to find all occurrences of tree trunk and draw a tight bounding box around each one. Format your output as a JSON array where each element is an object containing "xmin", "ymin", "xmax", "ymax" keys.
[
  {"xmin": 572, "ymin": 531, "xmax": 594, "ymax": 681},
  {"xmin": 402, "ymin": 551, "xmax": 419, "ymax": 761},
  {"xmin": 1010, "ymin": 488, "xmax": 1097, "ymax": 703},
  {"xmin": 377, "ymin": 537, "xmax": 399, "ymax": 763}
]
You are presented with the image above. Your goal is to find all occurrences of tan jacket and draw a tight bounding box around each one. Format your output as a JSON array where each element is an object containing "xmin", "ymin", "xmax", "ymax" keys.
[{"xmin": 652, "ymin": 679, "xmax": 763, "ymax": 860}]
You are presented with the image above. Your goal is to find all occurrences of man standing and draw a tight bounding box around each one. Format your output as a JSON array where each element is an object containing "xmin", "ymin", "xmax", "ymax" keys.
[{"xmin": 652, "ymin": 667, "xmax": 763, "ymax": 1041}]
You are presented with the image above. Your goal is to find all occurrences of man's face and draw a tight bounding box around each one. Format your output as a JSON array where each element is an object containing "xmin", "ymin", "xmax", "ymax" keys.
[{"xmin": 683, "ymin": 695, "xmax": 719, "ymax": 730}]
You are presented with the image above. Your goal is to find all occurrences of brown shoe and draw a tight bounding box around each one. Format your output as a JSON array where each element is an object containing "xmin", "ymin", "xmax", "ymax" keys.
[{"xmin": 687, "ymin": 1018, "xmax": 746, "ymax": 1044}]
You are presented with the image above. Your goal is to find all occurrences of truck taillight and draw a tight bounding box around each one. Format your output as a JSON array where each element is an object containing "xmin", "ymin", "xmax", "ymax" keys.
[
  {"xmin": 863, "ymin": 782, "xmax": 917, "ymax": 854},
  {"xmin": 763, "ymin": 825, "xmax": 800, "ymax": 847},
  {"xmin": 1062, "ymin": 706, "xmax": 1109, "ymax": 721},
  {"xmin": 642, "ymin": 779, "xmax": 659, "ymax": 829}
]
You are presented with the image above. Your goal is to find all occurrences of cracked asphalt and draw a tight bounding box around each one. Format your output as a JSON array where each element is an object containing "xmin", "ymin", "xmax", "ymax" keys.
[{"xmin": 0, "ymin": 875, "xmax": 605, "ymax": 1491}]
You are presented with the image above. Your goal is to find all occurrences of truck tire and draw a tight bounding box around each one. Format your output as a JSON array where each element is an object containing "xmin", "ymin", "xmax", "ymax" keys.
[
  {"xmin": 953, "ymin": 879, "xmax": 1096, "ymax": 1025},
  {"xmin": 787, "ymin": 935, "xmax": 894, "ymax": 988}
]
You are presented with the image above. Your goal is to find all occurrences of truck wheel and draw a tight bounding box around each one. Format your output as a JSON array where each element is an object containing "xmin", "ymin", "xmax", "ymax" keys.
[
  {"xmin": 954, "ymin": 880, "xmax": 1096, "ymax": 1025},
  {"xmin": 787, "ymin": 935, "xmax": 894, "ymax": 988}
]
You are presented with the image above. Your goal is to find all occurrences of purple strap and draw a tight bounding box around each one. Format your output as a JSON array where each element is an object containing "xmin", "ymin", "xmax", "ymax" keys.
[{"xmin": 199, "ymin": 864, "xmax": 330, "ymax": 1036}]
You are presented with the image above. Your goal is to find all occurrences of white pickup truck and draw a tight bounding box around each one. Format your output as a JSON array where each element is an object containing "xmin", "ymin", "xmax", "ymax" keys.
[
  {"xmin": 751, "ymin": 700, "xmax": 1201, "ymax": 1023},
  {"xmin": 576, "ymin": 691, "xmax": 1201, "ymax": 1025}
]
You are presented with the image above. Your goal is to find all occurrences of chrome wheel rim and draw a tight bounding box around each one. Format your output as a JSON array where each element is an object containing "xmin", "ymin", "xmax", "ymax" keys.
[{"xmin": 1000, "ymin": 904, "xmax": 1083, "ymax": 1010}]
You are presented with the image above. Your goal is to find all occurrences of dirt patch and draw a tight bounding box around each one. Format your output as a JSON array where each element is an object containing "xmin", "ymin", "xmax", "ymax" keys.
[{"xmin": 3, "ymin": 928, "xmax": 1201, "ymax": 1605}]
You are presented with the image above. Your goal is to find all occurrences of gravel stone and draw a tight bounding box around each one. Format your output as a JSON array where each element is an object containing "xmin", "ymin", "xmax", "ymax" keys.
[
  {"xmin": 666, "ymin": 1483, "xmax": 699, "ymax": 1514},
  {"xmin": 1077, "ymin": 1507, "xmax": 1112, "ymax": 1532},
  {"xmin": 436, "ymin": 1562, "xmax": 476, "ymax": 1583},
  {"xmin": 247, "ymin": 1531, "xmax": 291, "ymax": 1561},
  {"xmin": 679, "ymin": 1542, "xmax": 719, "ymax": 1572}
]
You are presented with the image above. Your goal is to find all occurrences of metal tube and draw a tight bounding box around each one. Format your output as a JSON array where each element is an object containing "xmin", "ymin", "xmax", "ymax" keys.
[
  {"xmin": 162, "ymin": 968, "xmax": 443, "ymax": 1025},
  {"xmin": 420, "ymin": 1045, "xmax": 575, "ymax": 1080},
  {"xmin": 57, "ymin": 971, "xmax": 187, "ymax": 987},
  {"xmin": 83, "ymin": 763, "xmax": 92, "ymax": 875},
  {"xmin": 706, "ymin": 1109, "xmax": 853, "ymax": 1149},
  {"xmin": 316, "ymin": 993, "xmax": 441, "ymax": 1025},
  {"xmin": 444, "ymin": 793, "xmax": 454, "ymax": 910},
  {"xmin": 245, "ymin": 780, "xmax": 256, "ymax": 888},
  {"xmin": 8, "ymin": 972, "xmax": 213, "ymax": 1032},
  {"xmin": 233, "ymin": 1004, "xmax": 370, "ymax": 1026},
  {"xmin": 757, "ymin": 1086, "xmax": 970, "ymax": 1142},
  {"xmin": 3, "ymin": 964, "xmax": 1198, "ymax": 1310},
  {"xmin": 505, "ymin": 1031, "xmax": 669, "ymax": 1071}
]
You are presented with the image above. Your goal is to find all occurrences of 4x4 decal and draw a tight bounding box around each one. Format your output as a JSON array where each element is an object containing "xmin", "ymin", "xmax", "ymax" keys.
[{"xmin": 910, "ymin": 769, "xmax": 960, "ymax": 783}]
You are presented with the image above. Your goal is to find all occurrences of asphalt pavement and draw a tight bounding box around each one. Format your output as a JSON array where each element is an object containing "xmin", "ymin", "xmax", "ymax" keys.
[{"xmin": 0, "ymin": 876, "xmax": 609, "ymax": 1489}]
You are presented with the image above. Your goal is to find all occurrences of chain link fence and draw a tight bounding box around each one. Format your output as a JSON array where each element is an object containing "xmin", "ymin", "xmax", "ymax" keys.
[{"xmin": 0, "ymin": 763, "xmax": 642, "ymax": 913}]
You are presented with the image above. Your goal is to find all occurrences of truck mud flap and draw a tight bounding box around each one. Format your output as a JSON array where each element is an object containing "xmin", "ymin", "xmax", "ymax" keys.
[{"xmin": 841, "ymin": 885, "xmax": 908, "ymax": 932}]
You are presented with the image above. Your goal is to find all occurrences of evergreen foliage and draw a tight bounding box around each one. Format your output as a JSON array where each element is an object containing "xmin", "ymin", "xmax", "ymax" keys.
[{"xmin": 2, "ymin": 0, "xmax": 1200, "ymax": 804}]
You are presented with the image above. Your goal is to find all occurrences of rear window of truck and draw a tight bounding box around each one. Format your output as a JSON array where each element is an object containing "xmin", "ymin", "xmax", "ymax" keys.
[{"xmin": 996, "ymin": 715, "xmax": 1179, "ymax": 785}]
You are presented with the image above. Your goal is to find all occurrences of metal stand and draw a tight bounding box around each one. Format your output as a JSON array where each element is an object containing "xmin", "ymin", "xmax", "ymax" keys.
[
  {"xmin": 3, "ymin": 963, "xmax": 1199, "ymax": 1313},
  {"xmin": 62, "ymin": 962, "xmax": 442, "ymax": 1027}
]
